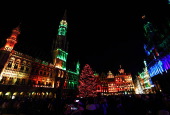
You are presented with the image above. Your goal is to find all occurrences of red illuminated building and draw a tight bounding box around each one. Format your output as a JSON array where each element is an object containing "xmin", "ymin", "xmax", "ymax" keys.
[
  {"xmin": 95, "ymin": 67, "xmax": 135, "ymax": 96},
  {"xmin": 0, "ymin": 10, "xmax": 79, "ymax": 99}
]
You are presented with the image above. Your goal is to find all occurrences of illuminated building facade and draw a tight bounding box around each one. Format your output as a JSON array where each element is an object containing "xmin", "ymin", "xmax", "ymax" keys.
[
  {"xmin": 63, "ymin": 60, "xmax": 80, "ymax": 96},
  {"xmin": 137, "ymin": 60, "xmax": 154, "ymax": 94},
  {"xmin": 96, "ymin": 68, "xmax": 135, "ymax": 96},
  {"xmin": 0, "ymin": 10, "xmax": 80, "ymax": 99},
  {"xmin": 134, "ymin": 75, "xmax": 143, "ymax": 94},
  {"xmin": 142, "ymin": 14, "xmax": 170, "ymax": 93}
]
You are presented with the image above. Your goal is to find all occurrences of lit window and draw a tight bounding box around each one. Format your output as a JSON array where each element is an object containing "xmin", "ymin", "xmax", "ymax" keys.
[
  {"xmin": 44, "ymin": 71, "xmax": 46, "ymax": 75},
  {"xmin": 40, "ymin": 71, "xmax": 42, "ymax": 75},
  {"xmin": 26, "ymin": 62, "xmax": 31, "ymax": 72},
  {"xmin": 58, "ymin": 70, "xmax": 61, "ymax": 77},
  {"xmin": 7, "ymin": 58, "xmax": 14, "ymax": 68},
  {"xmin": 57, "ymin": 81, "xmax": 60, "ymax": 88},
  {"xmin": 61, "ymin": 71, "xmax": 64, "ymax": 78},
  {"xmin": 14, "ymin": 59, "xmax": 20, "ymax": 69},
  {"xmin": 20, "ymin": 61, "xmax": 26, "ymax": 71}
]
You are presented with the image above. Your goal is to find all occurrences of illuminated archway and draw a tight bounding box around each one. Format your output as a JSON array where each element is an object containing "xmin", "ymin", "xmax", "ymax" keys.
[
  {"xmin": 32, "ymin": 92, "xmax": 36, "ymax": 98},
  {"xmin": 14, "ymin": 59, "xmax": 21, "ymax": 70},
  {"xmin": 49, "ymin": 92, "xmax": 53, "ymax": 98},
  {"xmin": 5, "ymin": 92, "xmax": 11, "ymax": 99},
  {"xmin": 61, "ymin": 71, "xmax": 64, "ymax": 78},
  {"xmin": 58, "ymin": 70, "xmax": 61, "ymax": 77},
  {"xmin": 45, "ymin": 92, "xmax": 48, "ymax": 98},
  {"xmin": 0, "ymin": 92, "xmax": 3, "ymax": 97}
]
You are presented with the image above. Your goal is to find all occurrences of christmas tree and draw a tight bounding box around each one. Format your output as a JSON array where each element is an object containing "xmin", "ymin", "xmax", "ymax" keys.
[{"xmin": 79, "ymin": 64, "xmax": 97, "ymax": 97}]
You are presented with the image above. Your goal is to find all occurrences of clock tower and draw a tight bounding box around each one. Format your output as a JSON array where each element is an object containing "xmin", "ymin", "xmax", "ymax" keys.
[{"xmin": 52, "ymin": 10, "xmax": 69, "ymax": 70}]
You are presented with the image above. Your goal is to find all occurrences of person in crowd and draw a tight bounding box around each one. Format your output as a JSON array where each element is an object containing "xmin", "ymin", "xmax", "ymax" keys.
[
  {"xmin": 94, "ymin": 97, "xmax": 99, "ymax": 110},
  {"xmin": 80, "ymin": 97, "xmax": 97, "ymax": 115},
  {"xmin": 48, "ymin": 100, "xmax": 54, "ymax": 115},
  {"xmin": 71, "ymin": 101, "xmax": 84, "ymax": 115},
  {"xmin": 6, "ymin": 99, "xmax": 14, "ymax": 114},
  {"xmin": 158, "ymin": 110, "xmax": 170, "ymax": 115},
  {"xmin": 0, "ymin": 100, "xmax": 8, "ymax": 115},
  {"xmin": 13, "ymin": 100, "xmax": 18, "ymax": 114},
  {"xmin": 64, "ymin": 105, "xmax": 72, "ymax": 115},
  {"xmin": 36, "ymin": 100, "xmax": 43, "ymax": 115},
  {"xmin": 86, "ymin": 97, "xmax": 96, "ymax": 111},
  {"xmin": 99, "ymin": 97, "xmax": 108, "ymax": 115},
  {"xmin": 16, "ymin": 100, "xmax": 22, "ymax": 115},
  {"xmin": 107, "ymin": 97, "xmax": 116, "ymax": 115},
  {"xmin": 112, "ymin": 99, "xmax": 126, "ymax": 115}
]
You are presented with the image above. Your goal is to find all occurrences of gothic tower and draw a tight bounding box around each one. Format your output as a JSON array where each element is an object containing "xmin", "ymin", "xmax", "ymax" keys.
[
  {"xmin": 52, "ymin": 10, "xmax": 69, "ymax": 70},
  {"xmin": 1, "ymin": 23, "xmax": 21, "ymax": 52},
  {"xmin": 0, "ymin": 23, "xmax": 21, "ymax": 73}
]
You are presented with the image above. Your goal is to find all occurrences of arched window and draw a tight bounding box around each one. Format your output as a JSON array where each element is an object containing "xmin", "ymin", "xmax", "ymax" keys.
[
  {"xmin": 98, "ymin": 87, "xmax": 100, "ymax": 90},
  {"xmin": 40, "ymin": 71, "xmax": 42, "ymax": 75},
  {"xmin": 56, "ymin": 81, "xmax": 60, "ymax": 88},
  {"xmin": 20, "ymin": 61, "xmax": 26, "ymax": 71},
  {"xmin": 58, "ymin": 70, "xmax": 61, "ymax": 77},
  {"xmin": 8, "ymin": 77, "xmax": 13, "ymax": 85},
  {"xmin": 46, "ymin": 82, "xmax": 49, "ymax": 86},
  {"xmin": 44, "ymin": 71, "xmax": 46, "ymax": 76},
  {"xmin": 26, "ymin": 62, "xmax": 31, "ymax": 72},
  {"xmin": 7, "ymin": 57, "xmax": 14, "ymax": 68},
  {"xmin": 21, "ymin": 79, "xmax": 26, "ymax": 85},
  {"xmin": 44, "ymin": 67, "xmax": 47, "ymax": 76},
  {"xmin": 15, "ymin": 78, "xmax": 20, "ymax": 85},
  {"xmin": 14, "ymin": 59, "xmax": 20, "ymax": 69},
  {"xmin": 61, "ymin": 71, "xmax": 64, "ymax": 78}
]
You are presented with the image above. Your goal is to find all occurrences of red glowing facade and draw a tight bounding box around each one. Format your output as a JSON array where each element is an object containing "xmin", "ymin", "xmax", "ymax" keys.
[
  {"xmin": 95, "ymin": 68, "xmax": 135, "ymax": 96},
  {"xmin": 1, "ymin": 24, "xmax": 21, "ymax": 52},
  {"xmin": 0, "ymin": 10, "xmax": 80, "ymax": 99}
]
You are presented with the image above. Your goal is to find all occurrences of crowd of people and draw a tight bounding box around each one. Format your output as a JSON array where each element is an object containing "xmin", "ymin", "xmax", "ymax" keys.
[{"xmin": 0, "ymin": 93, "xmax": 170, "ymax": 115}]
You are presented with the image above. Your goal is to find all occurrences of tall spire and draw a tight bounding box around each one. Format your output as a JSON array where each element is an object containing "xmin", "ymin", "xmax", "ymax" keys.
[
  {"xmin": 52, "ymin": 10, "xmax": 68, "ymax": 69},
  {"xmin": 14, "ymin": 22, "xmax": 21, "ymax": 32},
  {"xmin": 62, "ymin": 10, "xmax": 67, "ymax": 20},
  {"xmin": 1, "ymin": 23, "xmax": 21, "ymax": 52}
]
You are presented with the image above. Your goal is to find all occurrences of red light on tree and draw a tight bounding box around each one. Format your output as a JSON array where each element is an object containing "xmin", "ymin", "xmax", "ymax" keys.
[{"xmin": 78, "ymin": 64, "xmax": 97, "ymax": 97}]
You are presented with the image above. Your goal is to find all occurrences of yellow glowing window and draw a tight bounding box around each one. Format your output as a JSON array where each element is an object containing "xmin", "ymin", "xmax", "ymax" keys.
[
  {"xmin": 61, "ymin": 71, "xmax": 64, "ymax": 78},
  {"xmin": 20, "ymin": 92, "xmax": 23, "ymax": 95},
  {"xmin": 58, "ymin": 70, "xmax": 61, "ymax": 77},
  {"xmin": 5, "ymin": 92, "xmax": 10, "ymax": 96},
  {"xmin": 57, "ymin": 81, "xmax": 60, "ymax": 88}
]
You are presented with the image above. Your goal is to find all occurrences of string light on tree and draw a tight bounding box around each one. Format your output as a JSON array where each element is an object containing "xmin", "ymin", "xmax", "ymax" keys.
[{"xmin": 78, "ymin": 64, "xmax": 97, "ymax": 97}]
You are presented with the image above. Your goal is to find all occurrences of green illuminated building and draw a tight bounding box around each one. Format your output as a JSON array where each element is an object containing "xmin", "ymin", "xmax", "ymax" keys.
[
  {"xmin": 51, "ymin": 10, "xmax": 80, "ymax": 96},
  {"xmin": 52, "ymin": 10, "xmax": 69, "ymax": 71}
]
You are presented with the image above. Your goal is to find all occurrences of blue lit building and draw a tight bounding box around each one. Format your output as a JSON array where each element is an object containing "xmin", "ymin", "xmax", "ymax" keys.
[{"xmin": 142, "ymin": 14, "xmax": 170, "ymax": 93}]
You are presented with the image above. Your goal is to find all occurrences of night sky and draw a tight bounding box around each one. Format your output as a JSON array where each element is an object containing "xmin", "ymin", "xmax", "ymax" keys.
[{"xmin": 0, "ymin": 1, "xmax": 170, "ymax": 80}]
